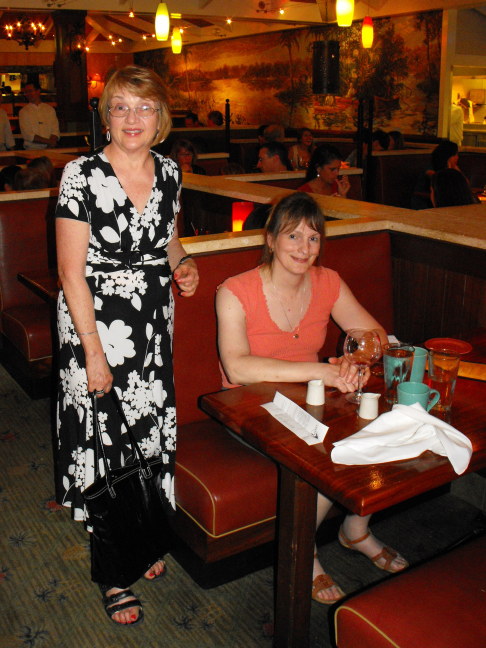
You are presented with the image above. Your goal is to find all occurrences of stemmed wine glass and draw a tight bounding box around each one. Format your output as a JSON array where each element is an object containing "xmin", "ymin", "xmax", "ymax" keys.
[{"xmin": 343, "ymin": 328, "xmax": 383, "ymax": 404}]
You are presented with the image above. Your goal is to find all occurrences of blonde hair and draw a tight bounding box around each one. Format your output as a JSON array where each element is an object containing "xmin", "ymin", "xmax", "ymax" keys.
[{"xmin": 99, "ymin": 65, "xmax": 171, "ymax": 145}]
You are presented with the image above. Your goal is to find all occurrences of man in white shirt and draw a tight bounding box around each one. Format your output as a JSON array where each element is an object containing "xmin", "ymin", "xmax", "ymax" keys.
[
  {"xmin": 19, "ymin": 82, "xmax": 60, "ymax": 150},
  {"xmin": 450, "ymin": 100, "xmax": 464, "ymax": 147},
  {"xmin": 0, "ymin": 103, "xmax": 15, "ymax": 151}
]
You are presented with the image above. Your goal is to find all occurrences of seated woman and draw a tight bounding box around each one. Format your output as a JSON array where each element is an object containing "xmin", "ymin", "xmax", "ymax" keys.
[
  {"xmin": 298, "ymin": 145, "xmax": 350, "ymax": 197},
  {"xmin": 411, "ymin": 140, "xmax": 460, "ymax": 210},
  {"xmin": 216, "ymin": 192, "xmax": 408, "ymax": 605},
  {"xmin": 288, "ymin": 128, "xmax": 315, "ymax": 170},
  {"xmin": 169, "ymin": 138, "xmax": 207, "ymax": 175},
  {"xmin": 431, "ymin": 168, "xmax": 478, "ymax": 207},
  {"xmin": 27, "ymin": 155, "xmax": 56, "ymax": 187}
]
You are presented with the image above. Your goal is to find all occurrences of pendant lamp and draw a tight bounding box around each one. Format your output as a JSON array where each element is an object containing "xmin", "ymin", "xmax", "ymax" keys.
[
  {"xmin": 155, "ymin": 2, "xmax": 170, "ymax": 41},
  {"xmin": 336, "ymin": 0, "xmax": 354, "ymax": 27},
  {"xmin": 362, "ymin": 15, "xmax": 373, "ymax": 48},
  {"xmin": 171, "ymin": 27, "xmax": 182, "ymax": 53}
]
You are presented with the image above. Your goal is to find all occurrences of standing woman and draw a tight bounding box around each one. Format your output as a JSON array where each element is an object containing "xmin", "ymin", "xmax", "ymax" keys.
[
  {"xmin": 216, "ymin": 193, "xmax": 407, "ymax": 605},
  {"xmin": 298, "ymin": 144, "xmax": 350, "ymax": 197},
  {"xmin": 55, "ymin": 66, "xmax": 198, "ymax": 626},
  {"xmin": 288, "ymin": 128, "xmax": 315, "ymax": 170}
]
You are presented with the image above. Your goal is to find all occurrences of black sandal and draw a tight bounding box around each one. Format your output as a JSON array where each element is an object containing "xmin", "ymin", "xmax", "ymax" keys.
[{"xmin": 99, "ymin": 585, "xmax": 144, "ymax": 626}]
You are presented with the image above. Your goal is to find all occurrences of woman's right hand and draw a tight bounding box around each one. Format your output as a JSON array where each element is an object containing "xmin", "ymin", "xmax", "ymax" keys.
[{"xmin": 86, "ymin": 353, "xmax": 113, "ymax": 396}]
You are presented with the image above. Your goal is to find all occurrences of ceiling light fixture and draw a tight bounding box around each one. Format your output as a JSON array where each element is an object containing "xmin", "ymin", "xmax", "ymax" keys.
[
  {"xmin": 361, "ymin": 15, "xmax": 373, "ymax": 48},
  {"xmin": 155, "ymin": 2, "xmax": 170, "ymax": 41},
  {"xmin": 171, "ymin": 26, "xmax": 182, "ymax": 53},
  {"xmin": 4, "ymin": 18, "xmax": 46, "ymax": 50},
  {"xmin": 336, "ymin": 0, "xmax": 354, "ymax": 27}
]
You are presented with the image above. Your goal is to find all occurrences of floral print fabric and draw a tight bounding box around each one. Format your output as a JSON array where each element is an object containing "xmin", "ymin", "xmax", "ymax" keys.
[{"xmin": 54, "ymin": 150, "xmax": 179, "ymax": 524}]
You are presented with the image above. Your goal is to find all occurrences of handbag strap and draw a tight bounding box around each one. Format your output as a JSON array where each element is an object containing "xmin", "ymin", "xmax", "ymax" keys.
[{"xmin": 91, "ymin": 389, "xmax": 153, "ymax": 498}]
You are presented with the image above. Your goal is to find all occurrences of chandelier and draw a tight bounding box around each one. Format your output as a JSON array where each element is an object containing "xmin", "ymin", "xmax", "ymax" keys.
[{"xmin": 4, "ymin": 18, "xmax": 47, "ymax": 50}]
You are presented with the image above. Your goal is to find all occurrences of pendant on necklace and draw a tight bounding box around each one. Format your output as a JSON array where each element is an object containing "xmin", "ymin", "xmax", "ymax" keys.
[{"xmin": 293, "ymin": 333, "xmax": 299, "ymax": 339}]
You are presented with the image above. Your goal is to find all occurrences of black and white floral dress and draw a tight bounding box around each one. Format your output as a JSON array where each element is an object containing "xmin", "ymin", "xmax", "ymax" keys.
[{"xmin": 55, "ymin": 150, "xmax": 179, "ymax": 525}]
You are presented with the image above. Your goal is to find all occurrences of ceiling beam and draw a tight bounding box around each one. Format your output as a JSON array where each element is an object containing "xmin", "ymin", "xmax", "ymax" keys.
[{"xmin": 85, "ymin": 15, "xmax": 132, "ymax": 51}]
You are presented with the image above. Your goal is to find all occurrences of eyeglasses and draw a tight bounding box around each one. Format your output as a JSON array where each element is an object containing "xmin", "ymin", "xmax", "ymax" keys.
[{"xmin": 108, "ymin": 104, "xmax": 160, "ymax": 118}]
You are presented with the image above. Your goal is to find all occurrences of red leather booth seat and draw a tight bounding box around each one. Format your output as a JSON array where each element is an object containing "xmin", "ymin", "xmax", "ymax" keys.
[
  {"xmin": 334, "ymin": 535, "xmax": 486, "ymax": 648},
  {"xmin": 175, "ymin": 421, "xmax": 277, "ymax": 542},
  {"xmin": 170, "ymin": 231, "xmax": 394, "ymax": 566},
  {"xmin": 0, "ymin": 195, "xmax": 56, "ymax": 396}
]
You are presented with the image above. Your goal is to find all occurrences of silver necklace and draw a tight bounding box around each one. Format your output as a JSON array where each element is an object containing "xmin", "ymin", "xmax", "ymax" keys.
[{"xmin": 271, "ymin": 278, "xmax": 307, "ymax": 339}]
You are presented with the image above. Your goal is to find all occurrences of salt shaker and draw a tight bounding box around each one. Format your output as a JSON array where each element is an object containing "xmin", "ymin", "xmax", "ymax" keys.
[
  {"xmin": 358, "ymin": 393, "xmax": 380, "ymax": 419},
  {"xmin": 306, "ymin": 379, "xmax": 325, "ymax": 406}
]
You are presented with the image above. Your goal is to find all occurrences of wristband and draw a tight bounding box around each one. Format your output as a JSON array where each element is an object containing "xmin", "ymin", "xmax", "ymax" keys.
[
  {"xmin": 77, "ymin": 330, "xmax": 98, "ymax": 336},
  {"xmin": 175, "ymin": 254, "xmax": 193, "ymax": 269}
]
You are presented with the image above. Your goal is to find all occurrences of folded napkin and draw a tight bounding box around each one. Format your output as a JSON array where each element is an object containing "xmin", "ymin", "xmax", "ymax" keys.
[{"xmin": 331, "ymin": 403, "xmax": 472, "ymax": 475}]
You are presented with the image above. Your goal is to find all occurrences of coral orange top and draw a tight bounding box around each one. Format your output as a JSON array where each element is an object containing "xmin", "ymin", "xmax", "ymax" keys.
[{"xmin": 220, "ymin": 265, "xmax": 341, "ymax": 388}]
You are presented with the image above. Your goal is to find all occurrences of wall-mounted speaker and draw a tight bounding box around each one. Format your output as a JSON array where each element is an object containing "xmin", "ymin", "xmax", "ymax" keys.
[{"xmin": 312, "ymin": 41, "xmax": 340, "ymax": 95}]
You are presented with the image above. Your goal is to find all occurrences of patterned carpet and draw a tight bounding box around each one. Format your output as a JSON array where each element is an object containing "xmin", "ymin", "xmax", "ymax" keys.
[{"xmin": 1, "ymin": 364, "xmax": 485, "ymax": 648}]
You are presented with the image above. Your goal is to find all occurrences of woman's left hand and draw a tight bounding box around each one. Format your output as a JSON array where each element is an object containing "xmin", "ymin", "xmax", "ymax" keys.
[
  {"xmin": 336, "ymin": 175, "xmax": 351, "ymax": 197},
  {"xmin": 173, "ymin": 259, "xmax": 199, "ymax": 297},
  {"xmin": 328, "ymin": 355, "xmax": 370, "ymax": 390}
]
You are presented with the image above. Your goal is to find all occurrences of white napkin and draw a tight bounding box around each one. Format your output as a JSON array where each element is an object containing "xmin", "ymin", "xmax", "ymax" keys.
[{"xmin": 331, "ymin": 403, "xmax": 472, "ymax": 475}]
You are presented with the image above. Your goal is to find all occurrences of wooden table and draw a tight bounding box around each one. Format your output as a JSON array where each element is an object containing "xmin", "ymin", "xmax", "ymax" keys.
[{"xmin": 200, "ymin": 378, "xmax": 486, "ymax": 648}]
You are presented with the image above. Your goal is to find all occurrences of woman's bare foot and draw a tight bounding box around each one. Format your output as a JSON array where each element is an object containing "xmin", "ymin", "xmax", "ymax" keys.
[
  {"xmin": 339, "ymin": 526, "xmax": 408, "ymax": 572},
  {"xmin": 312, "ymin": 555, "xmax": 345, "ymax": 604},
  {"xmin": 144, "ymin": 559, "xmax": 166, "ymax": 580}
]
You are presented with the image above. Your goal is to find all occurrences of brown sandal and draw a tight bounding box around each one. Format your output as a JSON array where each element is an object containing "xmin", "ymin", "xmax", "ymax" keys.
[
  {"xmin": 312, "ymin": 553, "xmax": 345, "ymax": 605},
  {"xmin": 338, "ymin": 526, "xmax": 408, "ymax": 573},
  {"xmin": 312, "ymin": 573, "xmax": 345, "ymax": 605}
]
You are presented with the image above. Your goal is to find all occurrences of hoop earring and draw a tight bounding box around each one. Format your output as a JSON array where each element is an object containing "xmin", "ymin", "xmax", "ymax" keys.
[{"xmin": 106, "ymin": 130, "xmax": 111, "ymax": 142}]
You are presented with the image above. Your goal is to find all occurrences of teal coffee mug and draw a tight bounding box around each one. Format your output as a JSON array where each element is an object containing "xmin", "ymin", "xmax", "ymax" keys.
[
  {"xmin": 410, "ymin": 346, "xmax": 428, "ymax": 382},
  {"xmin": 397, "ymin": 381, "xmax": 440, "ymax": 411}
]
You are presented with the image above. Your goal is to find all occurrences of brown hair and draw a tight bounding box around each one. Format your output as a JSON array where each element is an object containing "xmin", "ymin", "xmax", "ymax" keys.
[
  {"xmin": 170, "ymin": 138, "xmax": 198, "ymax": 163},
  {"xmin": 99, "ymin": 65, "xmax": 171, "ymax": 145},
  {"xmin": 262, "ymin": 192, "xmax": 326, "ymax": 265}
]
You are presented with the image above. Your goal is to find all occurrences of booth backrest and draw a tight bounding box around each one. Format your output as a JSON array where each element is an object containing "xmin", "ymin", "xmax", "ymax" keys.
[
  {"xmin": 458, "ymin": 151, "xmax": 486, "ymax": 190},
  {"xmin": 173, "ymin": 230, "xmax": 394, "ymax": 426},
  {"xmin": 0, "ymin": 196, "xmax": 56, "ymax": 315},
  {"xmin": 368, "ymin": 152, "xmax": 432, "ymax": 208}
]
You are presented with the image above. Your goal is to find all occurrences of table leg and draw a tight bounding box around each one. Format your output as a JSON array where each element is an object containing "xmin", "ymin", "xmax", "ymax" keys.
[{"xmin": 274, "ymin": 466, "xmax": 317, "ymax": 648}]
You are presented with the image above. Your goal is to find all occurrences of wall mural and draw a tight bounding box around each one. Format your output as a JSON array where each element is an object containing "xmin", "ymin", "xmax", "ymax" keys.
[{"xmin": 135, "ymin": 11, "xmax": 441, "ymax": 135}]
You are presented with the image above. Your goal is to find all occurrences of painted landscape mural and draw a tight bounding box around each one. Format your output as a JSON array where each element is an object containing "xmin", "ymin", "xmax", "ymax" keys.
[{"xmin": 136, "ymin": 11, "xmax": 442, "ymax": 135}]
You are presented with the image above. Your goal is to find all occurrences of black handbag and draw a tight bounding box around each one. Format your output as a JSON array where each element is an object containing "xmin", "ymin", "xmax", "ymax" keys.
[{"xmin": 82, "ymin": 389, "xmax": 172, "ymax": 588}]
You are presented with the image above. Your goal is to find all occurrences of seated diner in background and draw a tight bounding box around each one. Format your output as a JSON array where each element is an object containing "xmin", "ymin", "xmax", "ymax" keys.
[
  {"xmin": 216, "ymin": 192, "xmax": 408, "ymax": 605},
  {"xmin": 346, "ymin": 128, "xmax": 390, "ymax": 167},
  {"xmin": 298, "ymin": 144, "xmax": 350, "ymax": 197},
  {"xmin": 288, "ymin": 128, "xmax": 316, "ymax": 170},
  {"xmin": 256, "ymin": 141, "xmax": 292, "ymax": 173},
  {"xmin": 207, "ymin": 110, "xmax": 223, "ymax": 127},
  {"xmin": 0, "ymin": 164, "xmax": 21, "ymax": 191},
  {"xmin": 411, "ymin": 139, "xmax": 460, "ymax": 210},
  {"xmin": 262, "ymin": 123, "xmax": 285, "ymax": 143},
  {"xmin": 19, "ymin": 81, "xmax": 60, "ymax": 150},
  {"xmin": 431, "ymin": 168, "xmax": 479, "ymax": 207},
  {"xmin": 169, "ymin": 138, "xmax": 207, "ymax": 175},
  {"xmin": 27, "ymin": 155, "xmax": 57, "ymax": 187},
  {"xmin": 0, "ymin": 100, "xmax": 15, "ymax": 151},
  {"xmin": 13, "ymin": 167, "xmax": 51, "ymax": 190},
  {"xmin": 388, "ymin": 129, "xmax": 404, "ymax": 150},
  {"xmin": 184, "ymin": 110, "xmax": 203, "ymax": 127}
]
